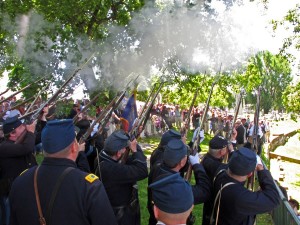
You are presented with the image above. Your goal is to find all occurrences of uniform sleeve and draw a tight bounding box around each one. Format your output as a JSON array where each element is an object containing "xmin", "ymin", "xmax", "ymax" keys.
[
  {"xmin": 191, "ymin": 163, "xmax": 211, "ymax": 204},
  {"xmin": 86, "ymin": 180, "xmax": 118, "ymax": 225},
  {"xmin": 103, "ymin": 150, "xmax": 148, "ymax": 184},
  {"xmin": 233, "ymin": 170, "xmax": 280, "ymax": 215},
  {"xmin": 0, "ymin": 132, "xmax": 35, "ymax": 157}
]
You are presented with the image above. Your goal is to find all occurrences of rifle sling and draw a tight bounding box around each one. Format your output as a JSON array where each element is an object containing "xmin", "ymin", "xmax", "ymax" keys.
[
  {"xmin": 34, "ymin": 166, "xmax": 75, "ymax": 225},
  {"xmin": 210, "ymin": 182, "xmax": 235, "ymax": 225}
]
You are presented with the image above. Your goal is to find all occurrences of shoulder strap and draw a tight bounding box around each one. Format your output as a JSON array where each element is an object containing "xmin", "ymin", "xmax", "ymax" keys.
[
  {"xmin": 213, "ymin": 169, "xmax": 226, "ymax": 184},
  {"xmin": 210, "ymin": 182, "xmax": 235, "ymax": 225},
  {"xmin": 34, "ymin": 166, "xmax": 75, "ymax": 225},
  {"xmin": 34, "ymin": 166, "xmax": 46, "ymax": 225}
]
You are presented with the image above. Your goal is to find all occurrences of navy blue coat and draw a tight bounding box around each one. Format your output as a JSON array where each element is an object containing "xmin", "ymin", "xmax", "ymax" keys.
[
  {"xmin": 147, "ymin": 163, "xmax": 211, "ymax": 225},
  {"xmin": 9, "ymin": 157, "xmax": 117, "ymax": 225},
  {"xmin": 97, "ymin": 145, "xmax": 148, "ymax": 225},
  {"xmin": 212, "ymin": 169, "xmax": 280, "ymax": 225},
  {"xmin": 201, "ymin": 153, "xmax": 227, "ymax": 225}
]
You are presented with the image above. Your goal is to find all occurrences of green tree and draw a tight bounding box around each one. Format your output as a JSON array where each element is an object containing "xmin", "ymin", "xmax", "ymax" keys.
[
  {"xmin": 272, "ymin": 3, "xmax": 300, "ymax": 72},
  {"xmin": 282, "ymin": 81, "xmax": 300, "ymax": 114},
  {"xmin": 0, "ymin": 0, "xmax": 145, "ymax": 101},
  {"xmin": 242, "ymin": 51, "xmax": 292, "ymax": 114}
]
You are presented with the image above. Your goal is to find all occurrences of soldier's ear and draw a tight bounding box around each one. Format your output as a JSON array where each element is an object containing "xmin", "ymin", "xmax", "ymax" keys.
[{"xmin": 153, "ymin": 205, "xmax": 159, "ymax": 219}]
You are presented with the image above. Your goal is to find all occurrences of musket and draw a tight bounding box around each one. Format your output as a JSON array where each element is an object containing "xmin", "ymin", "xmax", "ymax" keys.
[
  {"xmin": 78, "ymin": 76, "xmax": 136, "ymax": 144},
  {"xmin": 138, "ymin": 83, "xmax": 157, "ymax": 118},
  {"xmin": 184, "ymin": 79, "xmax": 217, "ymax": 181},
  {"xmin": 120, "ymin": 82, "xmax": 164, "ymax": 164},
  {"xmin": 0, "ymin": 96, "xmax": 34, "ymax": 118},
  {"xmin": 24, "ymin": 80, "xmax": 52, "ymax": 115},
  {"xmin": 247, "ymin": 87, "xmax": 261, "ymax": 191},
  {"xmin": 227, "ymin": 89, "xmax": 244, "ymax": 140},
  {"xmin": 73, "ymin": 92, "xmax": 102, "ymax": 124},
  {"xmin": 92, "ymin": 91, "xmax": 127, "ymax": 177},
  {"xmin": 222, "ymin": 89, "xmax": 245, "ymax": 163},
  {"xmin": 182, "ymin": 87, "xmax": 199, "ymax": 137},
  {"xmin": 0, "ymin": 88, "xmax": 9, "ymax": 97},
  {"xmin": 78, "ymin": 91, "xmax": 126, "ymax": 144},
  {"xmin": 0, "ymin": 76, "xmax": 48, "ymax": 105},
  {"xmin": 24, "ymin": 54, "xmax": 94, "ymax": 124}
]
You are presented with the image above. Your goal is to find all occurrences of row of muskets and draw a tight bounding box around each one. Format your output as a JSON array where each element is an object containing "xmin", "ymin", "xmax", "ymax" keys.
[
  {"xmin": 184, "ymin": 78, "xmax": 218, "ymax": 182},
  {"xmin": 247, "ymin": 87, "xmax": 261, "ymax": 191},
  {"xmin": 120, "ymin": 82, "xmax": 165, "ymax": 164}
]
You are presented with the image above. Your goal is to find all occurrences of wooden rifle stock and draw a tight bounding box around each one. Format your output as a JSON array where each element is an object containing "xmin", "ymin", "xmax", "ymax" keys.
[
  {"xmin": 184, "ymin": 78, "xmax": 218, "ymax": 181},
  {"xmin": 138, "ymin": 83, "xmax": 157, "ymax": 118},
  {"xmin": 0, "ymin": 88, "xmax": 9, "ymax": 97}
]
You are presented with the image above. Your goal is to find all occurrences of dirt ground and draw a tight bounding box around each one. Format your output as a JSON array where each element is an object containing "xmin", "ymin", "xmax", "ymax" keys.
[{"xmin": 268, "ymin": 119, "xmax": 300, "ymax": 203}]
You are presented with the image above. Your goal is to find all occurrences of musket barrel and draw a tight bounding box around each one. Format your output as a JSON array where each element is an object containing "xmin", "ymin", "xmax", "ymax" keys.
[
  {"xmin": 185, "ymin": 71, "xmax": 221, "ymax": 181},
  {"xmin": 0, "ymin": 76, "xmax": 47, "ymax": 105},
  {"xmin": 0, "ymin": 96, "xmax": 34, "ymax": 118}
]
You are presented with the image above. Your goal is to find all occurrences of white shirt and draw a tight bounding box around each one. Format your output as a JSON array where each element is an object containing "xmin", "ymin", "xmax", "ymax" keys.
[
  {"xmin": 192, "ymin": 127, "xmax": 204, "ymax": 143},
  {"xmin": 248, "ymin": 125, "xmax": 263, "ymax": 138},
  {"xmin": 157, "ymin": 221, "xmax": 185, "ymax": 225}
]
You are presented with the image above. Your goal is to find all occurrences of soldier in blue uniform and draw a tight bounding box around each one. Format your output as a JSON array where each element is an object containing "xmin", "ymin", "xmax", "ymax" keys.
[
  {"xmin": 148, "ymin": 129, "xmax": 183, "ymax": 225},
  {"xmin": 96, "ymin": 130, "xmax": 148, "ymax": 225},
  {"xmin": 149, "ymin": 172, "xmax": 194, "ymax": 225},
  {"xmin": 149, "ymin": 129, "xmax": 182, "ymax": 169},
  {"xmin": 148, "ymin": 139, "xmax": 211, "ymax": 225},
  {"xmin": 201, "ymin": 135, "xmax": 235, "ymax": 225},
  {"xmin": 9, "ymin": 119, "xmax": 117, "ymax": 225},
  {"xmin": 211, "ymin": 147, "xmax": 280, "ymax": 225}
]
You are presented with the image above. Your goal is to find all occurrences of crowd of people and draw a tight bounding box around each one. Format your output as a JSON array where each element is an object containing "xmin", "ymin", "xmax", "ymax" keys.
[{"xmin": 0, "ymin": 95, "xmax": 294, "ymax": 225}]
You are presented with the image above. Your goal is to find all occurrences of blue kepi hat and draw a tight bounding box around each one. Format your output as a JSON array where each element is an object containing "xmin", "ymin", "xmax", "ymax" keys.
[
  {"xmin": 42, "ymin": 119, "xmax": 76, "ymax": 154},
  {"xmin": 149, "ymin": 173, "xmax": 194, "ymax": 214}
]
